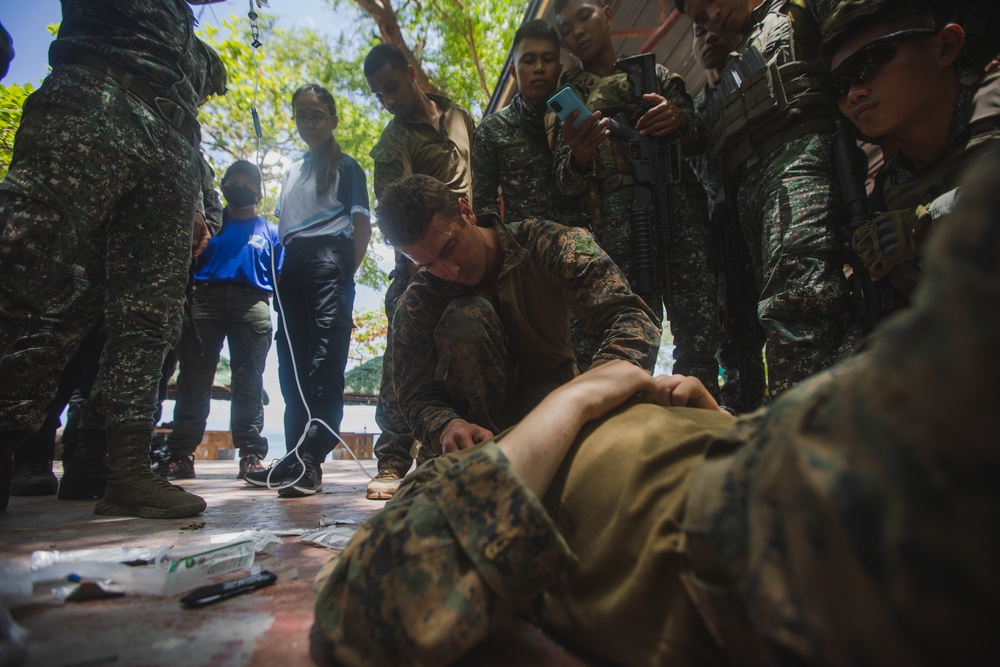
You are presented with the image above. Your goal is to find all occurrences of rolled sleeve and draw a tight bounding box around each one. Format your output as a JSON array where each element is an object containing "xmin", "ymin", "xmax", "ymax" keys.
[{"xmin": 312, "ymin": 442, "xmax": 575, "ymax": 667}]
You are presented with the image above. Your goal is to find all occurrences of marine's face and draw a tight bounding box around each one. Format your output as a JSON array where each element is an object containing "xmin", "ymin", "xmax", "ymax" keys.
[
  {"xmin": 293, "ymin": 90, "xmax": 338, "ymax": 150},
  {"xmin": 399, "ymin": 200, "xmax": 487, "ymax": 287},
  {"xmin": 556, "ymin": 0, "xmax": 613, "ymax": 66},
  {"xmin": 367, "ymin": 63, "xmax": 418, "ymax": 119},
  {"xmin": 692, "ymin": 23, "xmax": 739, "ymax": 72},
  {"xmin": 683, "ymin": 0, "xmax": 754, "ymax": 37},
  {"xmin": 513, "ymin": 36, "xmax": 563, "ymax": 110},
  {"xmin": 830, "ymin": 24, "xmax": 943, "ymax": 140}
]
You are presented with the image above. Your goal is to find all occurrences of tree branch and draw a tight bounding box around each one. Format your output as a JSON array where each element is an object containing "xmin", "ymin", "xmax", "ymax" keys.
[
  {"xmin": 352, "ymin": 0, "xmax": 438, "ymax": 93},
  {"xmin": 428, "ymin": 0, "xmax": 489, "ymax": 99}
]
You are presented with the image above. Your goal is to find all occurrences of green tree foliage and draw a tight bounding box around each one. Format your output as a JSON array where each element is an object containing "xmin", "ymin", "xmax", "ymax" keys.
[
  {"xmin": 339, "ymin": 0, "xmax": 521, "ymax": 118},
  {"xmin": 196, "ymin": 15, "xmax": 389, "ymax": 291},
  {"xmin": 0, "ymin": 82, "xmax": 33, "ymax": 179},
  {"xmin": 344, "ymin": 356, "xmax": 383, "ymax": 396}
]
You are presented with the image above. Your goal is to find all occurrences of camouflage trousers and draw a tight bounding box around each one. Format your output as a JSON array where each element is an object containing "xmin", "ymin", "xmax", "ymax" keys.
[
  {"xmin": 595, "ymin": 184, "xmax": 721, "ymax": 397},
  {"xmin": 372, "ymin": 263, "xmax": 417, "ymax": 474},
  {"xmin": 0, "ymin": 65, "xmax": 199, "ymax": 442},
  {"xmin": 413, "ymin": 295, "xmax": 538, "ymax": 456},
  {"xmin": 168, "ymin": 284, "xmax": 272, "ymax": 458},
  {"xmin": 736, "ymin": 133, "xmax": 850, "ymax": 397},
  {"xmin": 0, "ymin": 232, "xmax": 105, "ymax": 439},
  {"xmin": 384, "ymin": 294, "xmax": 556, "ymax": 458}
]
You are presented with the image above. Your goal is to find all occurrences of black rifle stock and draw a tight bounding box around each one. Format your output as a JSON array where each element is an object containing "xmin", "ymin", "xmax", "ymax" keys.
[
  {"xmin": 831, "ymin": 123, "xmax": 895, "ymax": 331},
  {"xmin": 612, "ymin": 53, "xmax": 683, "ymax": 315}
]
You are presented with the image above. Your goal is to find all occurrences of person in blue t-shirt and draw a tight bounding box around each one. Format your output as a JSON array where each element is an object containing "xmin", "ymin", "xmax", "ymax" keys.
[
  {"xmin": 243, "ymin": 83, "xmax": 372, "ymax": 497},
  {"xmin": 158, "ymin": 160, "xmax": 284, "ymax": 482}
]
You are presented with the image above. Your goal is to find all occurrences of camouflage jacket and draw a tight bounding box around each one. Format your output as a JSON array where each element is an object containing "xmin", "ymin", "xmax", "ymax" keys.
[
  {"xmin": 472, "ymin": 94, "xmax": 587, "ymax": 227},
  {"xmin": 690, "ymin": 85, "xmax": 725, "ymax": 209},
  {"xmin": 391, "ymin": 215, "xmax": 660, "ymax": 447},
  {"xmin": 552, "ymin": 63, "xmax": 706, "ymax": 204},
  {"xmin": 48, "ymin": 0, "xmax": 208, "ymax": 122},
  {"xmin": 370, "ymin": 93, "xmax": 475, "ymax": 205},
  {"xmin": 314, "ymin": 155, "xmax": 1000, "ymax": 665},
  {"xmin": 877, "ymin": 70, "xmax": 1000, "ymax": 211}
]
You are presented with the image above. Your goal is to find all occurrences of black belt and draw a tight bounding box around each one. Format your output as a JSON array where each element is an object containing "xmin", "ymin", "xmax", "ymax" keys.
[{"xmin": 69, "ymin": 53, "xmax": 200, "ymax": 147}]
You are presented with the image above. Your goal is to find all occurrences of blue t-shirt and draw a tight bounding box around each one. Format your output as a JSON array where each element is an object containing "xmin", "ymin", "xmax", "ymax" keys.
[{"xmin": 194, "ymin": 214, "xmax": 283, "ymax": 292}]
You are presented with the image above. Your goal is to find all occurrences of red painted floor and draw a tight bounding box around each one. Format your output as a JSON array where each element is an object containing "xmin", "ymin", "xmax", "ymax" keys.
[{"xmin": 2, "ymin": 460, "xmax": 602, "ymax": 667}]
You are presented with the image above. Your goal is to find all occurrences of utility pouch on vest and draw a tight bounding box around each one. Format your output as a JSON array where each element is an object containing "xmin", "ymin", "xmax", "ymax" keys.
[{"xmin": 707, "ymin": 45, "xmax": 836, "ymax": 176}]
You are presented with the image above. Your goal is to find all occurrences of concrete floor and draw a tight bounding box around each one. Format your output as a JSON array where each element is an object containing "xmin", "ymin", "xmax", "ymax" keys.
[{"xmin": 1, "ymin": 460, "xmax": 601, "ymax": 667}]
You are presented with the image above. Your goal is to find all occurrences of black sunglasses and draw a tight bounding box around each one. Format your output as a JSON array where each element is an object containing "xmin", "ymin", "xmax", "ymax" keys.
[{"xmin": 829, "ymin": 28, "xmax": 937, "ymax": 98}]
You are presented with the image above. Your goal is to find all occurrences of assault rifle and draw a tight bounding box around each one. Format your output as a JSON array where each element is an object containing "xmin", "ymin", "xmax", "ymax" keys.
[
  {"xmin": 610, "ymin": 53, "xmax": 683, "ymax": 314},
  {"xmin": 831, "ymin": 122, "xmax": 896, "ymax": 332}
]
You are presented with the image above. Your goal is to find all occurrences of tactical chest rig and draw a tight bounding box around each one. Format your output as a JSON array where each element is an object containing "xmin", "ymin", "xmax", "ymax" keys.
[
  {"xmin": 704, "ymin": 0, "xmax": 836, "ymax": 177},
  {"xmin": 880, "ymin": 70, "xmax": 1000, "ymax": 211}
]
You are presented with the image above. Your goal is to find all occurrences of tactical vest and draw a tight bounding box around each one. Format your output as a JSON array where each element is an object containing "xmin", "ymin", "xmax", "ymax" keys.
[
  {"xmin": 881, "ymin": 70, "xmax": 1000, "ymax": 210},
  {"xmin": 563, "ymin": 67, "xmax": 644, "ymax": 197},
  {"xmin": 704, "ymin": 0, "xmax": 836, "ymax": 177},
  {"xmin": 875, "ymin": 70, "xmax": 1000, "ymax": 298}
]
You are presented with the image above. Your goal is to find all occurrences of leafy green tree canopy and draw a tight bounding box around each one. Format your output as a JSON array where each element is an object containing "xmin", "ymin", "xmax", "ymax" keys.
[{"xmin": 196, "ymin": 14, "xmax": 391, "ymax": 291}]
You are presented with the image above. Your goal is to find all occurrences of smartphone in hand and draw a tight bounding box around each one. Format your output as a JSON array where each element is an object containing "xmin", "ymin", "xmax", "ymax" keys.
[{"xmin": 548, "ymin": 87, "xmax": 592, "ymax": 131}]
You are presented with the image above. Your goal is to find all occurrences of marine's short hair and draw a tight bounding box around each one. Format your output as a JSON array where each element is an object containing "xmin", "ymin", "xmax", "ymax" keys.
[
  {"xmin": 675, "ymin": 0, "xmax": 686, "ymax": 14},
  {"xmin": 376, "ymin": 175, "xmax": 463, "ymax": 249},
  {"xmin": 222, "ymin": 160, "xmax": 262, "ymax": 191},
  {"xmin": 820, "ymin": 0, "xmax": 945, "ymax": 57},
  {"xmin": 364, "ymin": 43, "xmax": 409, "ymax": 77},
  {"xmin": 512, "ymin": 19, "xmax": 561, "ymax": 52},
  {"xmin": 553, "ymin": 0, "xmax": 606, "ymax": 16}
]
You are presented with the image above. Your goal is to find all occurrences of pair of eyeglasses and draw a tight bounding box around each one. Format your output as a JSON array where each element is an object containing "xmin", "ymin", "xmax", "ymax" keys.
[
  {"xmin": 294, "ymin": 114, "xmax": 334, "ymax": 125},
  {"xmin": 828, "ymin": 28, "xmax": 937, "ymax": 98}
]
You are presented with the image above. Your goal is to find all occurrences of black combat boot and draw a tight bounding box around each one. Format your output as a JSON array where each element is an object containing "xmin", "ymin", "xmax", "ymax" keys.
[
  {"xmin": 94, "ymin": 422, "xmax": 206, "ymax": 519},
  {"xmin": 11, "ymin": 429, "xmax": 58, "ymax": 496},
  {"xmin": 58, "ymin": 428, "xmax": 110, "ymax": 500}
]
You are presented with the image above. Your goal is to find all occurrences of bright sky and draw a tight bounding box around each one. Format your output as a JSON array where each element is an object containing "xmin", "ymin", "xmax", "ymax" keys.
[{"xmin": 2, "ymin": 1, "xmax": 388, "ymax": 450}]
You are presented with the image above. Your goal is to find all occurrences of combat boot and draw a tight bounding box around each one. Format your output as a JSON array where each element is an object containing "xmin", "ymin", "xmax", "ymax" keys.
[
  {"xmin": 0, "ymin": 432, "xmax": 28, "ymax": 509},
  {"xmin": 11, "ymin": 459, "xmax": 59, "ymax": 496},
  {"xmin": 58, "ymin": 428, "xmax": 110, "ymax": 501},
  {"xmin": 10, "ymin": 428, "xmax": 59, "ymax": 496},
  {"xmin": 94, "ymin": 422, "xmax": 206, "ymax": 519}
]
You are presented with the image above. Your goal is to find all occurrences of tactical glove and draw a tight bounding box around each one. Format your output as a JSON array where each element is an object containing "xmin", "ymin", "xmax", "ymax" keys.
[{"xmin": 852, "ymin": 186, "xmax": 960, "ymax": 279}]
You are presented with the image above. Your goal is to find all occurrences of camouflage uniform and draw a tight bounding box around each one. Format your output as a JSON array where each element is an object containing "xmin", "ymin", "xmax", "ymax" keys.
[
  {"xmin": 391, "ymin": 215, "xmax": 660, "ymax": 453},
  {"xmin": 370, "ymin": 95, "xmax": 475, "ymax": 474},
  {"xmin": 472, "ymin": 93, "xmax": 597, "ymax": 367},
  {"xmin": 700, "ymin": 0, "xmax": 849, "ymax": 397},
  {"xmin": 0, "ymin": 151, "xmax": 222, "ymax": 444},
  {"xmin": 553, "ymin": 63, "xmax": 722, "ymax": 396},
  {"xmin": 312, "ymin": 154, "xmax": 1000, "ymax": 667},
  {"xmin": 0, "ymin": 2, "xmax": 218, "ymax": 481},
  {"xmin": 691, "ymin": 87, "xmax": 767, "ymax": 413},
  {"xmin": 472, "ymin": 94, "xmax": 587, "ymax": 227},
  {"xmin": 867, "ymin": 69, "xmax": 1000, "ymax": 303}
]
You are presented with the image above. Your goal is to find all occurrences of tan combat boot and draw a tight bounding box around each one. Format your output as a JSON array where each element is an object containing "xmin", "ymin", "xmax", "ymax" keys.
[
  {"xmin": 366, "ymin": 467, "xmax": 404, "ymax": 500},
  {"xmin": 94, "ymin": 422, "xmax": 206, "ymax": 519}
]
